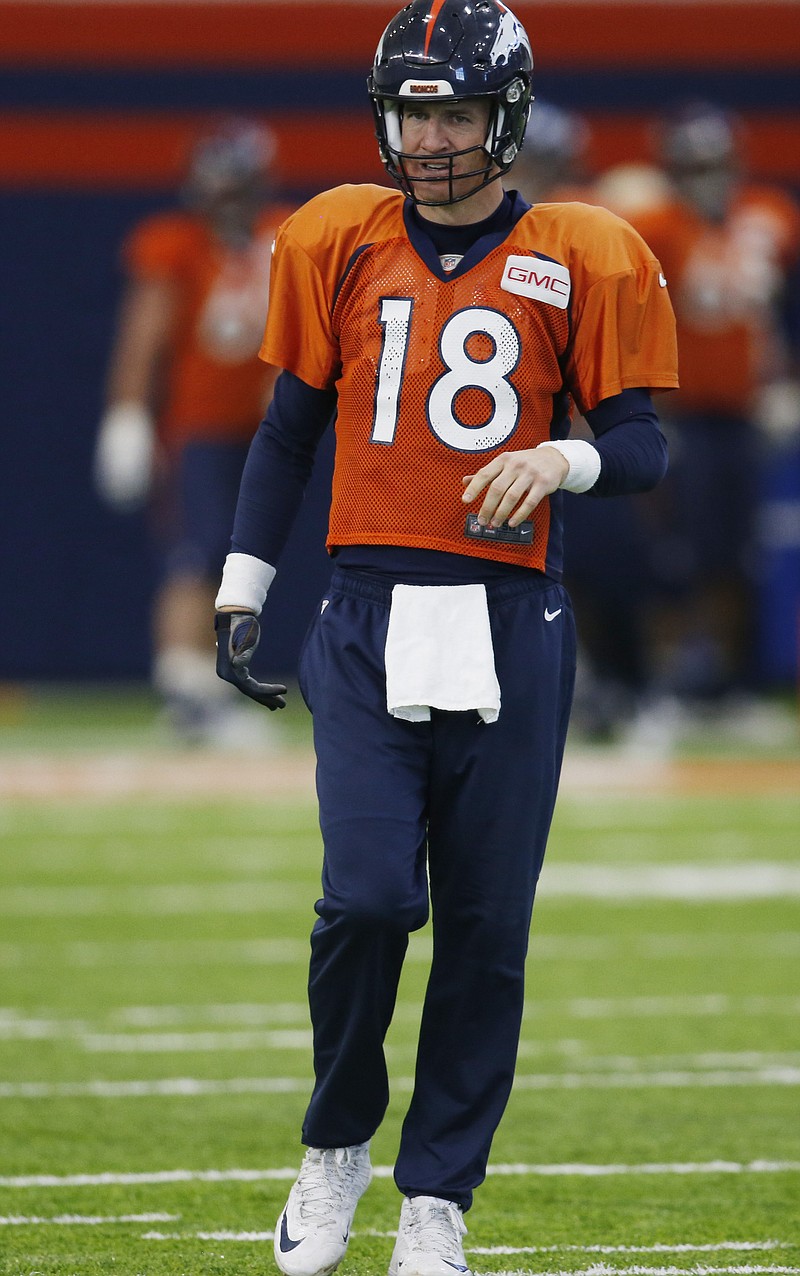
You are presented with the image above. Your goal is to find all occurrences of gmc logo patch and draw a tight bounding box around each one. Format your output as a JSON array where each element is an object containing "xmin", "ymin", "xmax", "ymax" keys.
[{"xmin": 500, "ymin": 255, "xmax": 571, "ymax": 309}]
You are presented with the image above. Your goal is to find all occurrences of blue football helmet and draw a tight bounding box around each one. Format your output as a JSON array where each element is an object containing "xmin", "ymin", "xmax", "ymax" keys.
[
  {"xmin": 659, "ymin": 101, "xmax": 740, "ymax": 222},
  {"xmin": 368, "ymin": 0, "xmax": 534, "ymax": 206},
  {"xmin": 660, "ymin": 100, "xmax": 738, "ymax": 171},
  {"xmin": 183, "ymin": 118, "xmax": 276, "ymax": 241}
]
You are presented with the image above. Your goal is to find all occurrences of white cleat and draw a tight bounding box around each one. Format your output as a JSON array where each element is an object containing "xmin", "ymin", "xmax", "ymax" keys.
[
  {"xmin": 389, "ymin": 1195, "xmax": 472, "ymax": 1276},
  {"xmin": 274, "ymin": 1142, "xmax": 372, "ymax": 1276}
]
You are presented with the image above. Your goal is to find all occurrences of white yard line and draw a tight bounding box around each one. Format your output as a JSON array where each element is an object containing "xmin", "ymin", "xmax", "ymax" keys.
[
  {"xmin": 5, "ymin": 1067, "xmax": 799, "ymax": 1099},
  {"xmin": 140, "ymin": 1235, "xmax": 795, "ymax": 1252},
  {"xmin": 0, "ymin": 882, "xmax": 308, "ymax": 917},
  {"xmin": 0, "ymin": 1077, "xmax": 310, "ymax": 1098},
  {"xmin": 556, "ymin": 995, "xmax": 800, "ymax": 1020},
  {"xmin": 79, "ymin": 1029, "xmax": 312, "ymax": 1053},
  {"xmin": 2, "ymin": 1161, "xmax": 798, "ymax": 1189},
  {"xmin": 3, "ymin": 995, "xmax": 799, "ymax": 1042},
  {"xmin": 0, "ymin": 1212, "xmax": 177, "ymax": 1226},
  {"xmin": 511, "ymin": 1068, "xmax": 800, "ymax": 1089},
  {"xmin": 468, "ymin": 1247, "xmax": 792, "ymax": 1257},
  {"xmin": 3, "ymin": 931, "xmax": 797, "ymax": 970},
  {"xmin": 6, "ymin": 1014, "xmax": 800, "ymax": 1068},
  {"xmin": 145, "ymin": 1229, "xmax": 275, "ymax": 1240},
  {"xmin": 3, "ymin": 866, "xmax": 800, "ymax": 916},
  {"xmin": 538, "ymin": 865, "xmax": 800, "ymax": 900}
]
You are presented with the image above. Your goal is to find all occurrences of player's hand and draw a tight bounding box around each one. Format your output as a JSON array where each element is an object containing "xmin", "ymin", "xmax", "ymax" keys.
[
  {"xmin": 752, "ymin": 378, "xmax": 800, "ymax": 445},
  {"xmin": 461, "ymin": 447, "xmax": 569, "ymax": 528},
  {"xmin": 94, "ymin": 403, "xmax": 155, "ymax": 510},
  {"xmin": 214, "ymin": 612, "xmax": 287, "ymax": 710}
]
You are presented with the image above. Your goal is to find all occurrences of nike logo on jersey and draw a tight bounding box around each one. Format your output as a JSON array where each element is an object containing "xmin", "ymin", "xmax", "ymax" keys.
[
  {"xmin": 658, "ymin": 273, "xmax": 668, "ymax": 287},
  {"xmin": 278, "ymin": 1214, "xmax": 303, "ymax": 1253},
  {"xmin": 501, "ymin": 255, "xmax": 571, "ymax": 309},
  {"xmin": 544, "ymin": 607, "xmax": 562, "ymax": 621}
]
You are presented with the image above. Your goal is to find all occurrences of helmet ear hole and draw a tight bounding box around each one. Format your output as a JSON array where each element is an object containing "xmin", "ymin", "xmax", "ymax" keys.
[
  {"xmin": 384, "ymin": 102, "xmax": 403, "ymax": 157},
  {"xmin": 486, "ymin": 102, "xmax": 503, "ymax": 158}
]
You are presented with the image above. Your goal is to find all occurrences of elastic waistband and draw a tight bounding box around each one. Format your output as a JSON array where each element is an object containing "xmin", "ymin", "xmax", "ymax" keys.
[{"xmin": 329, "ymin": 566, "xmax": 556, "ymax": 610}]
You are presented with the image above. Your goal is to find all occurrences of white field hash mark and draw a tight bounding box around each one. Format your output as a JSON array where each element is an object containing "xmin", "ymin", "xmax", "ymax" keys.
[{"xmin": 2, "ymin": 1161, "xmax": 798, "ymax": 1189}]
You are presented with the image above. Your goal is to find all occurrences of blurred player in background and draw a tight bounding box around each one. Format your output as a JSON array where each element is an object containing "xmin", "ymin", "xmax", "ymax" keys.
[
  {"xmin": 94, "ymin": 118, "xmax": 290, "ymax": 744},
  {"xmin": 213, "ymin": 1, "xmax": 677, "ymax": 1270},
  {"xmin": 608, "ymin": 102, "xmax": 800, "ymax": 732},
  {"xmin": 509, "ymin": 98, "xmax": 592, "ymax": 204},
  {"xmin": 515, "ymin": 105, "xmax": 658, "ymax": 739}
]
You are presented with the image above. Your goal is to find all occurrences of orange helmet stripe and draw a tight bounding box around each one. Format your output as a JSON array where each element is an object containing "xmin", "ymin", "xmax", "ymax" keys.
[{"xmin": 423, "ymin": 0, "xmax": 449, "ymax": 58}]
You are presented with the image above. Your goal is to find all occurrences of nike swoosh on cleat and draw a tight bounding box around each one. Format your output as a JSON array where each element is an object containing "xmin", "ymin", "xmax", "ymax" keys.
[
  {"xmin": 278, "ymin": 1213, "xmax": 303, "ymax": 1253},
  {"xmin": 444, "ymin": 1265, "xmax": 469, "ymax": 1272}
]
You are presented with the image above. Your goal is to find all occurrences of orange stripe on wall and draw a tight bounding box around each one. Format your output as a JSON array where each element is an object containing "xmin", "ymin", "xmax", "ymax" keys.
[
  {"xmin": 586, "ymin": 114, "xmax": 800, "ymax": 184},
  {"xmin": 0, "ymin": 113, "xmax": 386, "ymax": 189},
  {"xmin": 2, "ymin": 2, "xmax": 799, "ymax": 66},
  {"xmin": 0, "ymin": 112, "xmax": 797, "ymax": 190}
]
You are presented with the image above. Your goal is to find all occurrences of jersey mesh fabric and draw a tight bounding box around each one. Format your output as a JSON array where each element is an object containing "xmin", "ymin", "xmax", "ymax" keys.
[{"xmin": 330, "ymin": 235, "xmax": 571, "ymax": 569}]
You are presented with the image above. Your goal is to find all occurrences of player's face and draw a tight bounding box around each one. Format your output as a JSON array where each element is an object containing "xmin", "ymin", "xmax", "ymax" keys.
[
  {"xmin": 672, "ymin": 160, "xmax": 737, "ymax": 224},
  {"xmin": 400, "ymin": 99, "xmax": 493, "ymax": 203},
  {"xmin": 200, "ymin": 176, "xmax": 263, "ymax": 243}
]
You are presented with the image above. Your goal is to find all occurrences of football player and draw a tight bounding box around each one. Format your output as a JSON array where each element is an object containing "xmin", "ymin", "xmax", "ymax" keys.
[
  {"xmin": 94, "ymin": 118, "xmax": 291, "ymax": 743},
  {"xmin": 214, "ymin": 2, "xmax": 677, "ymax": 1271},
  {"xmin": 619, "ymin": 101, "xmax": 800, "ymax": 717}
]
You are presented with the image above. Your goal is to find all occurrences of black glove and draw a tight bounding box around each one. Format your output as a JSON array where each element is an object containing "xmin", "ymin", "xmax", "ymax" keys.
[{"xmin": 214, "ymin": 612, "xmax": 287, "ymax": 710}]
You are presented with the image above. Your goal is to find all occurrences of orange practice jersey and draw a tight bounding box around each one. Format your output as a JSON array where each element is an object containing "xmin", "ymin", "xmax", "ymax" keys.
[
  {"xmin": 125, "ymin": 205, "xmax": 290, "ymax": 443},
  {"xmin": 632, "ymin": 185, "xmax": 800, "ymax": 417},
  {"xmin": 261, "ymin": 184, "xmax": 678, "ymax": 573}
]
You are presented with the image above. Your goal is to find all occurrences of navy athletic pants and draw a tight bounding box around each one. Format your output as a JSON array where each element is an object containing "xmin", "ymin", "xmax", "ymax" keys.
[{"xmin": 296, "ymin": 566, "xmax": 576, "ymax": 1210}]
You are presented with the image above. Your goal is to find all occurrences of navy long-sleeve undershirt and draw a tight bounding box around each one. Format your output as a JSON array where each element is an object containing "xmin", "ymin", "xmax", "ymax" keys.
[
  {"xmin": 231, "ymin": 370, "xmax": 668, "ymax": 567},
  {"xmin": 586, "ymin": 389, "xmax": 668, "ymax": 496},
  {"xmin": 231, "ymin": 370, "xmax": 335, "ymax": 565}
]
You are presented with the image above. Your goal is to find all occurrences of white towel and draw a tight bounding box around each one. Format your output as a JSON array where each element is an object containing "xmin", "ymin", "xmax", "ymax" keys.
[{"xmin": 385, "ymin": 583, "xmax": 501, "ymax": 723}]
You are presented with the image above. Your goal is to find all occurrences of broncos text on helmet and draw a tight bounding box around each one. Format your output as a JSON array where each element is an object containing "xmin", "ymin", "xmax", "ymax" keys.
[{"xmin": 368, "ymin": 0, "xmax": 533, "ymax": 206}]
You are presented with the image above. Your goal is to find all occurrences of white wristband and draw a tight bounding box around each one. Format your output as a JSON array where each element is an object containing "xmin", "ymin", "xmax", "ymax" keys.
[
  {"xmin": 215, "ymin": 553, "xmax": 277, "ymax": 616},
  {"xmin": 536, "ymin": 439, "xmax": 601, "ymax": 493}
]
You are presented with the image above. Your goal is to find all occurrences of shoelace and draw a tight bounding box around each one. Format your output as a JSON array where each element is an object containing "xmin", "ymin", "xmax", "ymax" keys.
[
  {"xmin": 296, "ymin": 1147, "xmax": 365, "ymax": 1224},
  {"xmin": 404, "ymin": 1198, "xmax": 466, "ymax": 1257}
]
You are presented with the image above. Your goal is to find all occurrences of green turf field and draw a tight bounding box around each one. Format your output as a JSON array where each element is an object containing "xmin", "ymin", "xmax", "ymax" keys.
[{"xmin": 1, "ymin": 688, "xmax": 799, "ymax": 1276}]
